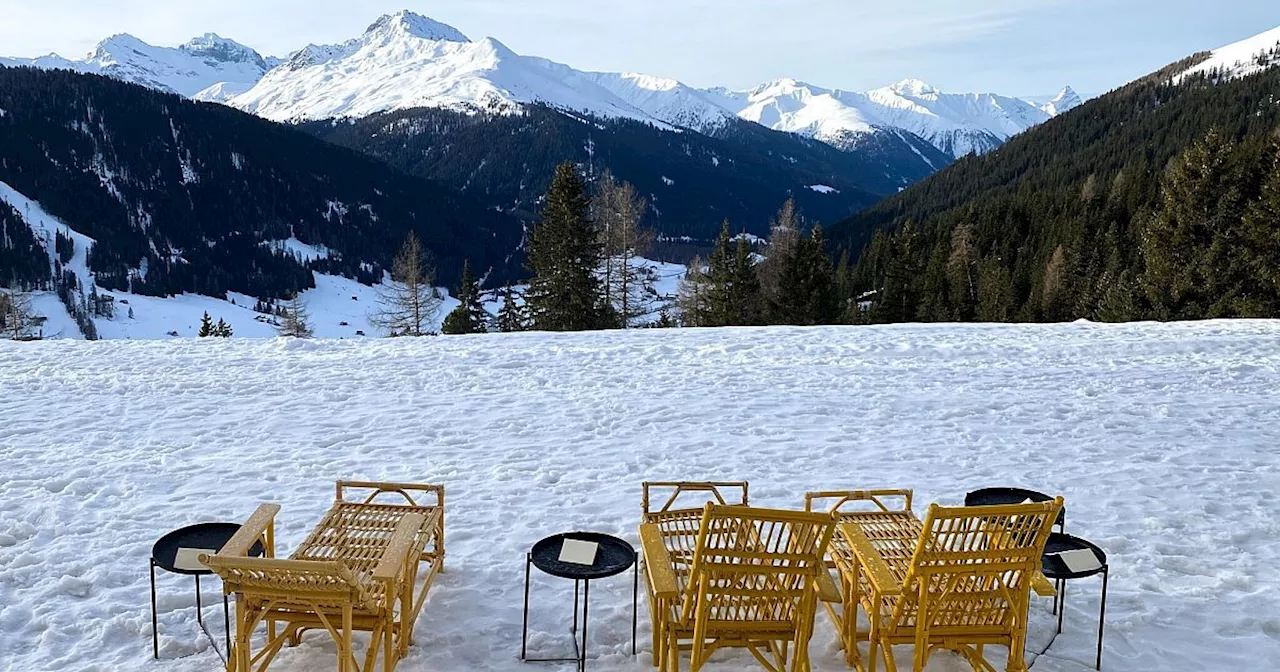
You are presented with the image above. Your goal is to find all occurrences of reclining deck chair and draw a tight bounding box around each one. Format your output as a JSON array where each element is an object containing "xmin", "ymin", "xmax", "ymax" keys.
[
  {"xmin": 845, "ymin": 499, "xmax": 1064, "ymax": 672},
  {"xmin": 204, "ymin": 481, "xmax": 445, "ymax": 672},
  {"xmin": 641, "ymin": 502, "xmax": 837, "ymax": 672},
  {"xmin": 641, "ymin": 482, "xmax": 750, "ymax": 668}
]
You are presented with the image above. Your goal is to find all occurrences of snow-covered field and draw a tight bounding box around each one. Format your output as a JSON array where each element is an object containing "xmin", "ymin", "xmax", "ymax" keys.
[{"xmin": 2, "ymin": 322, "xmax": 1279, "ymax": 671}]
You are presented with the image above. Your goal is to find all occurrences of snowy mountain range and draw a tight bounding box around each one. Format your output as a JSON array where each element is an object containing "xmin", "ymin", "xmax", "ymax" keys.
[
  {"xmin": 0, "ymin": 33, "xmax": 280, "ymax": 99},
  {"xmin": 1, "ymin": 11, "xmax": 1079, "ymax": 159}
]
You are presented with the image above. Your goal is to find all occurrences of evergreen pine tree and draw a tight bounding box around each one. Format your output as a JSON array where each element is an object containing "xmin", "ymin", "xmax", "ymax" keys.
[
  {"xmin": 758, "ymin": 199, "xmax": 802, "ymax": 321},
  {"xmin": 526, "ymin": 163, "xmax": 605, "ymax": 331},
  {"xmin": 730, "ymin": 235, "xmax": 763, "ymax": 325},
  {"xmin": 703, "ymin": 221, "xmax": 735, "ymax": 327},
  {"xmin": 773, "ymin": 225, "xmax": 835, "ymax": 325},
  {"xmin": 497, "ymin": 285, "xmax": 526, "ymax": 332},
  {"xmin": 198, "ymin": 311, "xmax": 214, "ymax": 337},
  {"xmin": 442, "ymin": 260, "xmax": 488, "ymax": 334},
  {"xmin": 213, "ymin": 318, "xmax": 233, "ymax": 338}
]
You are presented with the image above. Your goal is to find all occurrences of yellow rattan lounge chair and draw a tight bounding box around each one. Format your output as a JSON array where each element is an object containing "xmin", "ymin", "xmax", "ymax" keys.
[
  {"xmin": 204, "ymin": 481, "xmax": 445, "ymax": 672},
  {"xmin": 641, "ymin": 481, "xmax": 750, "ymax": 668},
  {"xmin": 843, "ymin": 499, "xmax": 1064, "ymax": 672},
  {"xmin": 641, "ymin": 502, "xmax": 837, "ymax": 672}
]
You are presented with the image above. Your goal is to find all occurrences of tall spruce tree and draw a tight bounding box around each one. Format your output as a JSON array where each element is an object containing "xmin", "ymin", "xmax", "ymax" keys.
[
  {"xmin": 730, "ymin": 235, "xmax": 763, "ymax": 325},
  {"xmin": 497, "ymin": 285, "xmax": 526, "ymax": 332},
  {"xmin": 773, "ymin": 225, "xmax": 836, "ymax": 325},
  {"xmin": 198, "ymin": 311, "xmax": 214, "ymax": 337},
  {"xmin": 526, "ymin": 163, "xmax": 606, "ymax": 331},
  {"xmin": 703, "ymin": 221, "xmax": 736, "ymax": 327},
  {"xmin": 442, "ymin": 260, "xmax": 488, "ymax": 334}
]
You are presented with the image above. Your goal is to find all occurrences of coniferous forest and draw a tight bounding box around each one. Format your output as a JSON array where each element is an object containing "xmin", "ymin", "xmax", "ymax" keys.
[
  {"xmin": 0, "ymin": 66, "xmax": 523, "ymax": 300},
  {"xmin": 828, "ymin": 58, "xmax": 1280, "ymax": 323},
  {"xmin": 300, "ymin": 104, "xmax": 948, "ymax": 239}
]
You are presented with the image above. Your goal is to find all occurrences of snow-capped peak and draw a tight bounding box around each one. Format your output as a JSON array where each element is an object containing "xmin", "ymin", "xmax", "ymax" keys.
[
  {"xmin": 180, "ymin": 33, "xmax": 271, "ymax": 68},
  {"xmin": 1040, "ymin": 86, "xmax": 1082, "ymax": 115},
  {"xmin": 364, "ymin": 11, "xmax": 469, "ymax": 43},
  {"xmin": 889, "ymin": 78, "xmax": 938, "ymax": 97}
]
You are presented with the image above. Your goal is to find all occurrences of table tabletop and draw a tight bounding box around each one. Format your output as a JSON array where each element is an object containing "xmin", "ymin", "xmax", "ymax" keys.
[
  {"xmin": 151, "ymin": 522, "xmax": 264, "ymax": 575},
  {"xmin": 1041, "ymin": 532, "xmax": 1108, "ymax": 580},
  {"xmin": 531, "ymin": 532, "xmax": 636, "ymax": 581}
]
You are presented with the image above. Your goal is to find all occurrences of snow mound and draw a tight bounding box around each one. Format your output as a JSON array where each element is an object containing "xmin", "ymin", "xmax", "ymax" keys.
[{"xmin": 2, "ymin": 322, "xmax": 1279, "ymax": 670}]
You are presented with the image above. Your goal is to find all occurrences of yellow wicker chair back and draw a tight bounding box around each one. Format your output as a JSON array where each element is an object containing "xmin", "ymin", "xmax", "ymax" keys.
[
  {"xmin": 644, "ymin": 503, "xmax": 835, "ymax": 672},
  {"xmin": 875, "ymin": 498, "xmax": 1064, "ymax": 672}
]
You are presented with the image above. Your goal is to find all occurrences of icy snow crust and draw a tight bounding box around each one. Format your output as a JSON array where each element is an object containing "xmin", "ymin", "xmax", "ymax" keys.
[{"xmin": 2, "ymin": 323, "xmax": 1279, "ymax": 670}]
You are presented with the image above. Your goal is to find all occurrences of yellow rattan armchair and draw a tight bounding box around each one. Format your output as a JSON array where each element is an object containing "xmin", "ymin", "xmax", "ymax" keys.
[
  {"xmin": 641, "ymin": 503, "xmax": 837, "ymax": 672},
  {"xmin": 204, "ymin": 481, "xmax": 445, "ymax": 672},
  {"xmin": 846, "ymin": 498, "xmax": 1064, "ymax": 672}
]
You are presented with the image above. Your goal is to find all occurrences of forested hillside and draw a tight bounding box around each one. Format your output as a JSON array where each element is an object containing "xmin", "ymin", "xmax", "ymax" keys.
[
  {"xmin": 829, "ymin": 56, "xmax": 1280, "ymax": 323},
  {"xmin": 302, "ymin": 105, "xmax": 951, "ymax": 239},
  {"xmin": 0, "ymin": 66, "xmax": 523, "ymax": 300}
]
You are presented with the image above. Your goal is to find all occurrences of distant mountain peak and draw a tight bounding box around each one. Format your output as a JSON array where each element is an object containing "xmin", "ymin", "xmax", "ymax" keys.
[
  {"xmin": 364, "ymin": 10, "xmax": 469, "ymax": 43},
  {"xmin": 1041, "ymin": 86, "xmax": 1083, "ymax": 115},
  {"xmin": 179, "ymin": 33, "xmax": 268, "ymax": 67},
  {"xmin": 889, "ymin": 78, "xmax": 938, "ymax": 97}
]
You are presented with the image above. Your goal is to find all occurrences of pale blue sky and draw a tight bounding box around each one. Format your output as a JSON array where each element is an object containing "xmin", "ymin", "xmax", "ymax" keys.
[{"xmin": 1, "ymin": 0, "xmax": 1277, "ymax": 96}]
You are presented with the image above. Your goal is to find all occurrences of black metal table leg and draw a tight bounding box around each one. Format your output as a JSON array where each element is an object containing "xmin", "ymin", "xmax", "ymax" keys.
[
  {"xmin": 150, "ymin": 560, "xmax": 158, "ymax": 659},
  {"xmin": 580, "ymin": 580, "xmax": 589, "ymax": 672},
  {"xmin": 631, "ymin": 560, "xmax": 638, "ymax": 656},
  {"xmin": 1097, "ymin": 566, "xmax": 1109, "ymax": 670},
  {"xmin": 1056, "ymin": 579, "xmax": 1066, "ymax": 634},
  {"xmin": 521, "ymin": 553, "xmax": 531, "ymax": 660}
]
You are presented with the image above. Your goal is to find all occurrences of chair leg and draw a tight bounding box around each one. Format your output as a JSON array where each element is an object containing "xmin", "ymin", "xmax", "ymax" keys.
[{"xmin": 340, "ymin": 604, "xmax": 354, "ymax": 672}]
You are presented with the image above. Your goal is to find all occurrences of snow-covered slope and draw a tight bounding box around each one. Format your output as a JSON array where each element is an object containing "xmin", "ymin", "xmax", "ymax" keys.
[
  {"xmin": 4, "ymin": 322, "xmax": 1280, "ymax": 670},
  {"xmin": 0, "ymin": 32, "xmax": 279, "ymax": 100},
  {"xmin": 1175, "ymin": 24, "xmax": 1280, "ymax": 84}
]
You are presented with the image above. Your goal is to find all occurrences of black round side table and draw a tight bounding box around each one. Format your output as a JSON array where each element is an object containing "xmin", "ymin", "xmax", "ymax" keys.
[
  {"xmin": 149, "ymin": 522, "xmax": 264, "ymax": 661},
  {"xmin": 1041, "ymin": 532, "xmax": 1109, "ymax": 670},
  {"xmin": 964, "ymin": 487, "xmax": 1066, "ymax": 530},
  {"xmin": 521, "ymin": 531, "xmax": 638, "ymax": 672}
]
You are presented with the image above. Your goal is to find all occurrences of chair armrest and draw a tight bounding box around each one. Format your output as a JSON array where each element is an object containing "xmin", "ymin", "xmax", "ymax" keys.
[
  {"xmin": 1032, "ymin": 572, "xmax": 1057, "ymax": 597},
  {"xmin": 373, "ymin": 513, "xmax": 426, "ymax": 582},
  {"xmin": 815, "ymin": 567, "xmax": 841, "ymax": 603},
  {"xmin": 219, "ymin": 503, "xmax": 281, "ymax": 557},
  {"xmin": 839, "ymin": 522, "xmax": 901, "ymax": 596},
  {"xmin": 639, "ymin": 523, "xmax": 680, "ymax": 599}
]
